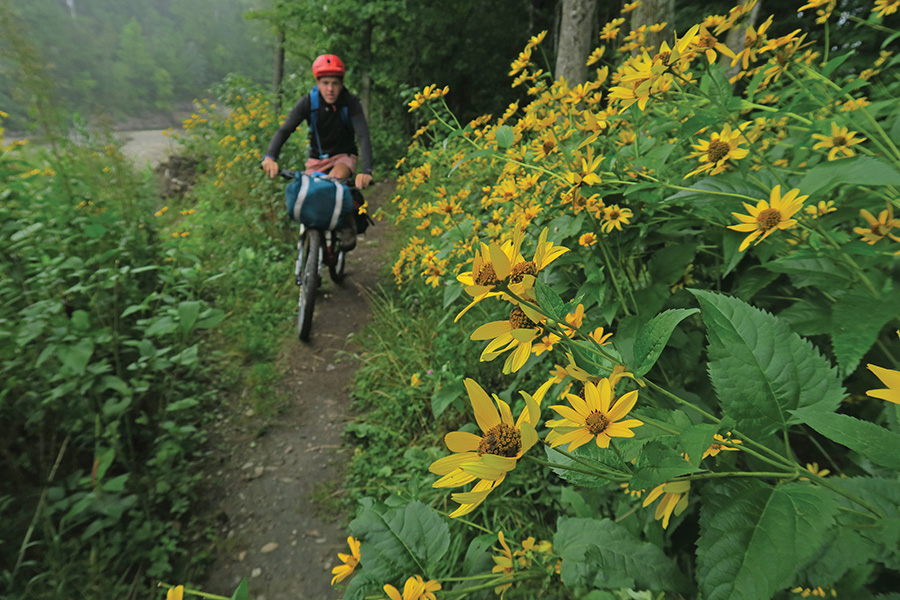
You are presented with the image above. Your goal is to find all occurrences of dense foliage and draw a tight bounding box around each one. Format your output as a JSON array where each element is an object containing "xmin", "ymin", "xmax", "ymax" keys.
[
  {"xmin": 329, "ymin": 2, "xmax": 900, "ymax": 599},
  {"xmin": 0, "ymin": 117, "xmax": 226, "ymax": 597}
]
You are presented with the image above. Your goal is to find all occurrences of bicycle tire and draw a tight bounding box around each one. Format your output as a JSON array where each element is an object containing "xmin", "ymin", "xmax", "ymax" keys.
[
  {"xmin": 328, "ymin": 238, "xmax": 346, "ymax": 283},
  {"xmin": 297, "ymin": 230, "xmax": 321, "ymax": 341}
]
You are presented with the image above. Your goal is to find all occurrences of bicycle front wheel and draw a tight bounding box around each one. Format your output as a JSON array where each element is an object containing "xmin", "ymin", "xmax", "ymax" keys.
[{"xmin": 298, "ymin": 230, "xmax": 321, "ymax": 341}]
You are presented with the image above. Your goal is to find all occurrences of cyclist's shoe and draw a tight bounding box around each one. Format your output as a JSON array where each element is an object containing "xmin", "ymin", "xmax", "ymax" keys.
[{"xmin": 337, "ymin": 219, "xmax": 357, "ymax": 251}]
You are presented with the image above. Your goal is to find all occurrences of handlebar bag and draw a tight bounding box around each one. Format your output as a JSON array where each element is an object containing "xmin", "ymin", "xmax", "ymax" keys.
[{"xmin": 284, "ymin": 173, "xmax": 354, "ymax": 230}]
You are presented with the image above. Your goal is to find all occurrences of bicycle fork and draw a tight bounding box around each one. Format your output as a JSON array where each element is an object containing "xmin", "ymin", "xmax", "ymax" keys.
[{"xmin": 295, "ymin": 226, "xmax": 306, "ymax": 286}]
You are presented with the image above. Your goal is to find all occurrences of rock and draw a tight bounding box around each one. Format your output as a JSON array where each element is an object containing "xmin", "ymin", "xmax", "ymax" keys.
[{"xmin": 261, "ymin": 542, "xmax": 279, "ymax": 554}]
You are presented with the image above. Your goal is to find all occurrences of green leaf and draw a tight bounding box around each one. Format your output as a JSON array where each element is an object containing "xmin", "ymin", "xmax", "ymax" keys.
[
  {"xmin": 632, "ymin": 308, "xmax": 699, "ymax": 377},
  {"xmin": 830, "ymin": 289, "xmax": 900, "ymax": 378},
  {"xmin": 646, "ymin": 243, "xmax": 697, "ymax": 285},
  {"xmin": 690, "ymin": 290, "xmax": 844, "ymax": 439},
  {"xmin": 791, "ymin": 408, "xmax": 900, "ymax": 470},
  {"xmin": 144, "ymin": 316, "xmax": 178, "ymax": 337},
  {"xmin": 801, "ymin": 525, "xmax": 873, "ymax": 588},
  {"xmin": 678, "ymin": 423, "xmax": 719, "ymax": 466},
  {"xmin": 230, "ymin": 579, "xmax": 250, "ymax": 600},
  {"xmin": 431, "ymin": 378, "xmax": 462, "ymax": 418},
  {"xmin": 764, "ymin": 255, "xmax": 852, "ymax": 289},
  {"xmin": 166, "ymin": 397, "xmax": 199, "ymax": 412},
  {"xmin": 57, "ymin": 338, "xmax": 95, "ymax": 375},
  {"xmin": 177, "ymin": 301, "xmax": 201, "ymax": 332},
  {"xmin": 799, "ymin": 156, "xmax": 900, "ymax": 195},
  {"xmin": 494, "ymin": 125, "xmax": 515, "ymax": 148},
  {"xmin": 545, "ymin": 443, "xmax": 628, "ymax": 489},
  {"xmin": 554, "ymin": 517, "xmax": 692, "ymax": 592},
  {"xmin": 697, "ymin": 480, "xmax": 839, "ymax": 600},
  {"xmin": 534, "ymin": 279, "xmax": 566, "ymax": 321},
  {"xmin": 70, "ymin": 310, "xmax": 90, "ymax": 330},
  {"xmin": 629, "ymin": 440, "xmax": 700, "ymax": 491},
  {"xmin": 95, "ymin": 447, "xmax": 115, "ymax": 483},
  {"xmin": 195, "ymin": 308, "xmax": 226, "ymax": 329},
  {"xmin": 349, "ymin": 499, "xmax": 450, "ymax": 579}
]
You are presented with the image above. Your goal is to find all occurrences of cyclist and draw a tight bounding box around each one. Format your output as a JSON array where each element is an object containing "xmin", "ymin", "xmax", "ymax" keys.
[{"xmin": 261, "ymin": 54, "xmax": 373, "ymax": 245}]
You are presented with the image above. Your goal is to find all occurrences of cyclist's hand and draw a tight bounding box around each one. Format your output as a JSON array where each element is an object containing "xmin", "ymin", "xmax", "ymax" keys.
[
  {"xmin": 262, "ymin": 156, "xmax": 279, "ymax": 179},
  {"xmin": 355, "ymin": 172, "xmax": 372, "ymax": 189}
]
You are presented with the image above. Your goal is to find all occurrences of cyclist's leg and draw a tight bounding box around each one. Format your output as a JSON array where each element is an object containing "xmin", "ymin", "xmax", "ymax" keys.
[{"xmin": 329, "ymin": 162, "xmax": 352, "ymax": 179}]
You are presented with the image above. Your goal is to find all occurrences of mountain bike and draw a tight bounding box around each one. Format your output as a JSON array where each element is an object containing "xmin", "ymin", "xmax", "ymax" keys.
[{"xmin": 278, "ymin": 169, "xmax": 359, "ymax": 341}]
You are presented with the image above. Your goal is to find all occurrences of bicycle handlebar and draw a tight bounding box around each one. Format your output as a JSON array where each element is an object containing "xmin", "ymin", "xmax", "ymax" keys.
[{"xmin": 270, "ymin": 167, "xmax": 364, "ymax": 191}]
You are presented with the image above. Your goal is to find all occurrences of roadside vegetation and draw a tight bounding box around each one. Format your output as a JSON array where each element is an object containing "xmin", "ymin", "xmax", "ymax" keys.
[{"xmin": 330, "ymin": 3, "xmax": 900, "ymax": 600}]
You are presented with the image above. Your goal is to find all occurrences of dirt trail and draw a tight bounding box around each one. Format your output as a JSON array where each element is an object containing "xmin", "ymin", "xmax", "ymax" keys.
[
  {"xmin": 199, "ymin": 183, "xmax": 395, "ymax": 600},
  {"xmin": 117, "ymin": 134, "xmax": 390, "ymax": 599}
]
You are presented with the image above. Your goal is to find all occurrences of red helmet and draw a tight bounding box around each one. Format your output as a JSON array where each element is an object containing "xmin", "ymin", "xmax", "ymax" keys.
[{"xmin": 312, "ymin": 54, "xmax": 345, "ymax": 79}]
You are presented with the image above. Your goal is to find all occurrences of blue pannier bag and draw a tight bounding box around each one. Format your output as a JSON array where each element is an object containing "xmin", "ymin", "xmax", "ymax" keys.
[{"xmin": 284, "ymin": 172, "xmax": 354, "ymax": 230}]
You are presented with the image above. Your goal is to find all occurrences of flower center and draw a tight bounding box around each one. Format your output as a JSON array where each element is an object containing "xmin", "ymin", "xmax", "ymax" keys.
[
  {"xmin": 585, "ymin": 411, "xmax": 610, "ymax": 435},
  {"xmin": 475, "ymin": 263, "xmax": 499, "ymax": 286},
  {"xmin": 698, "ymin": 34, "xmax": 717, "ymax": 48},
  {"xmin": 871, "ymin": 223, "xmax": 889, "ymax": 236},
  {"xmin": 654, "ymin": 50, "xmax": 671, "ymax": 64},
  {"xmin": 607, "ymin": 209, "xmax": 621, "ymax": 221},
  {"xmin": 707, "ymin": 140, "xmax": 731, "ymax": 163},
  {"xmin": 833, "ymin": 135, "xmax": 848, "ymax": 146},
  {"xmin": 509, "ymin": 306, "xmax": 537, "ymax": 330},
  {"xmin": 478, "ymin": 423, "xmax": 522, "ymax": 457},
  {"xmin": 756, "ymin": 208, "xmax": 782, "ymax": 231},
  {"xmin": 509, "ymin": 260, "xmax": 537, "ymax": 284}
]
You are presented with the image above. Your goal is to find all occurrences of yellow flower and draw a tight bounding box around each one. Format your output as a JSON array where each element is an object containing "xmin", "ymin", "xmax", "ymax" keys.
[
  {"xmin": 579, "ymin": 232, "xmax": 598, "ymax": 246},
  {"xmin": 410, "ymin": 373, "xmax": 422, "ymax": 387},
  {"xmin": 702, "ymin": 432, "xmax": 741, "ymax": 459},
  {"xmin": 331, "ymin": 536, "xmax": 361, "ymax": 585},
  {"xmin": 621, "ymin": 0, "xmax": 642, "ymax": 13},
  {"xmin": 866, "ymin": 362, "xmax": 900, "ymax": 405},
  {"xmin": 455, "ymin": 229, "xmax": 569, "ymax": 321},
  {"xmin": 686, "ymin": 122, "xmax": 750, "ymax": 178},
  {"xmin": 728, "ymin": 185, "xmax": 807, "ymax": 251},
  {"xmin": 492, "ymin": 531, "xmax": 515, "ymax": 597},
  {"xmin": 470, "ymin": 304, "xmax": 545, "ymax": 373},
  {"xmin": 600, "ymin": 18, "xmax": 626, "ymax": 41},
  {"xmin": 804, "ymin": 200, "xmax": 835, "ymax": 218},
  {"xmin": 642, "ymin": 480, "xmax": 690, "ymax": 529},
  {"xmin": 601, "ymin": 205, "xmax": 633, "ymax": 233},
  {"xmin": 429, "ymin": 379, "xmax": 540, "ymax": 517},
  {"xmin": 691, "ymin": 25, "xmax": 737, "ymax": 64},
  {"xmin": 383, "ymin": 575, "xmax": 441, "ymax": 600},
  {"xmin": 166, "ymin": 585, "xmax": 184, "ymax": 600},
  {"xmin": 408, "ymin": 85, "xmax": 450, "ymax": 112},
  {"xmin": 154, "ymin": 206, "xmax": 169, "ymax": 217},
  {"xmin": 852, "ymin": 204, "xmax": 895, "ymax": 244},
  {"xmin": 873, "ymin": 0, "xmax": 900, "ymax": 18},
  {"xmin": 546, "ymin": 378, "xmax": 642, "ymax": 451},
  {"xmin": 811, "ymin": 122, "xmax": 865, "ymax": 161},
  {"xmin": 589, "ymin": 326, "xmax": 613, "ymax": 346}
]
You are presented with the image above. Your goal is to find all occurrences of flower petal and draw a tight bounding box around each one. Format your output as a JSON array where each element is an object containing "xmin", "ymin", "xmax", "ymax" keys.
[
  {"xmin": 466, "ymin": 378, "xmax": 501, "ymax": 433},
  {"xmin": 445, "ymin": 431, "xmax": 482, "ymax": 453}
]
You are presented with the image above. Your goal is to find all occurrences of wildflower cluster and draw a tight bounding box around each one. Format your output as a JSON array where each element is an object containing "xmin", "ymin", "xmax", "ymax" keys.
[{"xmin": 336, "ymin": 2, "xmax": 900, "ymax": 599}]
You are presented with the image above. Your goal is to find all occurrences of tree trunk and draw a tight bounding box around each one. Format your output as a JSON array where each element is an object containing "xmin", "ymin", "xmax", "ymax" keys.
[
  {"xmin": 725, "ymin": 0, "xmax": 761, "ymax": 79},
  {"xmin": 630, "ymin": 0, "xmax": 674, "ymax": 53},
  {"xmin": 359, "ymin": 19, "xmax": 373, "ymax": 119},
  {"xmin": 555, "ymin": 0, "xmax": 596, "ymax": 85},
  {"xmin": 273, "ymin": 26, "xmax": 285, "ymax": 115}
]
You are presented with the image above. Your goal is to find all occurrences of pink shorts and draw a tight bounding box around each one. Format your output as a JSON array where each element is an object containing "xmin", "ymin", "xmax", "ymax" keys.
[{"xmin": 304, "ymin": 153, "xmax": 357, "ymax": 176}]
